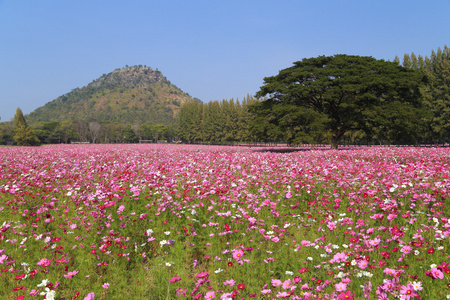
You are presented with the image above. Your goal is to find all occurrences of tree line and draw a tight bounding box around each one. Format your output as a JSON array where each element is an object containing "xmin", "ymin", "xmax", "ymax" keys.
[
  {"xmin": 177, "ymin": 95, "xmax": 260, "ymax": 144},
  {"xmin": 0, "ymin": 110, "xmax": 177, "ymax": 146},
  {"xmin": 395, "ymin": 46, "xmax": 450, "ymax": 143},
  {"xmin": 176, "ymin": 46, "xmax": 450, "ymax": 148}
]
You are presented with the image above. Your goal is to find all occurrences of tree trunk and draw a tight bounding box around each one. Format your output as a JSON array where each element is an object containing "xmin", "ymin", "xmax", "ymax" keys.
[
  {"xmin": 331, "ymin": 131, "xmax": 345, "ymax": 150},
  {"xmin": 331, "ymin": 139, "xmax": 339, "ymax": 150}
]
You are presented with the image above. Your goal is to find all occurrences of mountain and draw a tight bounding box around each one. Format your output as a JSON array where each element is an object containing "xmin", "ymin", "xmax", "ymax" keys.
[{"xmin": 26, "ymin": 65, "xmax": 201, "ymax": 125}]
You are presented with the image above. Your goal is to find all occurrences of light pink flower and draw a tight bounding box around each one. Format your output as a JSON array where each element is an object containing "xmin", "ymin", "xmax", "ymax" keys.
[
  {"xmin": 335, "ymin": 282, "xmax": 347, "ymax": 292},
  {"xmin": 83, "ymin": 293, "xmax": 95, "ymax": 300},
  {"xmin": 272, "ymin": 279, "xmax": 282, "ymax": 287},
  {"xmin": 64, "ymin": 270, "xmax": 79, "ymax": 278},
  {"xmin": 357, "ymin": 260, "xmax": 368, "ymax": 269},
  {"xmin": 277, "ymin": 291, "xmax": 290, "ymax": 298},
  {"xmin": 223, "ymin": 279, "xmax": 236, "ymax": 286},
  {"xmin": 282, "ymin": 279, "xmax": 293, "ymax": 290},
  {"xmin": 0, "ymin": 254, "xmax": 7, "ymax": 264}
]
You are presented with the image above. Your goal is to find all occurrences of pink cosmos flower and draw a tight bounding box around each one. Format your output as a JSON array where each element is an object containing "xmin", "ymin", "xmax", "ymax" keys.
[
  {"xmin": 271, "ymin": 279, "xmax": 282, "ymax": 287},
  {"xmin": 292, "ymin": 276, "xmax": 301, "ymax": 284},
  {"xmin": 0, "ymin": 254, "xmax": 7, "ymax": 264},
  {"xmin": 430, "ymin": 267, "xmax": 444, "ymax": 279},
  {"xmin": 219, "ymin": 293, "xmax": 232, "ymax": 299},
  {"xmin": 357, "ymin": 260, "xmax": 368, "ymax": 269},
  {"xmin": 301, "ymin": 283, "xmax": 311, "ymax": 290},
  {"xmin": 176, "ymin": 289, "xmax": 187, "ymax": 296},
  {"xmin": 196, "ymin": 272, "xmax": 208, "ymax": 278},
  {"xmin": 223, "ymin": 279, "xmax": 236, "ymax": 286},
  {"xmin": 204, "ymin": 291, "xmax": 215, "ymax": 299},
  {"xmin": 383, "ymin": 268, "xmax": 397, "ymax": 276},
  {"xmin": 169, "ymin": 276, "xmax": 181, "ymax": 283},
  {"xmin": 400, "ymin": 246, "xmax": 412, "ymax": 254},
  {"xmin": 282, "ymin": 279, "xmax": 293, "ymax": 290},
  {"xmin": 330, "ymin": 252, "xmax": 347, "ymax": 263},
  {"xmin": 64, "ymin": 270, "xmax": 79, "ymax": 278},
  {"xmin": 232, "ymin": 249, "xmax": 244, "ymax": 260},
  {"xmin": 338, "ymin": 290, "xmax": 354, "ymax": 299},
  {"xmin": 36, "ymin": 258, "xmax": 52, "ymax": 267},
  {"xmin": 335, "ymin": 282, "xmax": 347, "ymax": 292},
  {"xmin": 83, "ymin": 293, "xmax": 95, "ymax": 300},
  {"xmin": 382, "ymin": 279, "xmax": 395, "ymax": 292},
  {"xmin": 276, "ymin": 291, "xmax": 290, "ymax": 298},
  {"xmin": 298, "ymin": 267, "xmax": 308, "ymax": 273},
  {"xmin": 399, "ymin": 283, "xmax": 415, "ymax": 300},
  {"xmin": 369, "ymin": 237, "xmax": 380, "ymax": 246},
  {"xmin": 327, "ymin": 221, "xmax": 336, "ymax": 231},
  {"xmin": 387, "ymin": 213, "xmax": 397, "ymax": 221}
]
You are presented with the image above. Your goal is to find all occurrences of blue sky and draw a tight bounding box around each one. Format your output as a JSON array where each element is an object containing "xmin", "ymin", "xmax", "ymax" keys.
[{"xmin": 1, "ymin": 0, "xmax": 449, "ymax": 122}]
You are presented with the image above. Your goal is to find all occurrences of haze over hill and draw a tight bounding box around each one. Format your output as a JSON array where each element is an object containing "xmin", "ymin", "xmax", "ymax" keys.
[{"xmin": 26, "ymin": 65, "xmax": 200, "ymax": 125}]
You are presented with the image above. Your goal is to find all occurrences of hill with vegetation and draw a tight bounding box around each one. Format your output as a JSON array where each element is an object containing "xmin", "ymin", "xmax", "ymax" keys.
[{"xmin": 26, "ymin": 65, "xmax": 200, "ymax": 125}]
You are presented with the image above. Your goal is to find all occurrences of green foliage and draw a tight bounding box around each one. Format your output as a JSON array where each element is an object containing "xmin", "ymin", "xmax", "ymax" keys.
[
  {"xmin": 13, "ymin": 107, "xmax": 27, "ymax": 129},
  {"xmin": 362, "ymin": 100, "xmax": 430, "ymax": 145},
  {"xmin": 254, "ymin": 55, "xmax": 426, "ymax": 148},
  {"xmin": 34, "ymin": 122, "xmax": 61, "ymax": 144},
  {"xmin": 102, "ymin": 123, "xmax": 137, "ymax": 143},
  {"xmin": 0, "ymin": 124, "xmax": 4, "ymax": 144},
  {"xmin": 13, "ymin": 108, "xmax": 40, "ymax": 146},
  {"xmin": 177, "ymin": 95, "xmax": 259, "ymax": 144},
  {"xmin": 177, "ymin": 101, "xmax": 204, "ymax": 142},
  {"xmin": 13, "ymin": 124, "xmax": 40, "ymax": 146},
  {"xmin": 401, "ymin": 45, "xmax": 450, "ymax": 143}
]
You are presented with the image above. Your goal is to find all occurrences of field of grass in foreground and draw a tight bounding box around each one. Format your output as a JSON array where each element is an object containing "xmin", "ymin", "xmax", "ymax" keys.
[{"xmin": 0, "ymin": 144, "xmax": 449, "ymax": 299}]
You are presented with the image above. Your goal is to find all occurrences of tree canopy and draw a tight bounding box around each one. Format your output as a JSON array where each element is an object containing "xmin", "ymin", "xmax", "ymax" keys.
[{"xmin": 254, "ymin": 55, "xmax": 427, "ymax": 149}]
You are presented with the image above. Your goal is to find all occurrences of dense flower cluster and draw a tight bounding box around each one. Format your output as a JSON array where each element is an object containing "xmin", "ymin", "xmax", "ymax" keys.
[{"xmin": 0, "ymin": 144, "xmax": 449, "ymax": 299}]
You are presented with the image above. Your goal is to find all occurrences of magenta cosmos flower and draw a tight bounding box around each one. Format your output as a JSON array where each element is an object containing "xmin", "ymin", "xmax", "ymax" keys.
[
  {"xmin": 169, "ymin": 276, "xmax": 181, "ymax": 283},
  {"xmin": 399, "ymin": 284, "xmax": 416, "ymax": 299},
  {"xmin": 232, "ymin": 249, "xmax": 244, "ymax": 260},
  {"xmin": 338, "ymin": 290, "xmax": 355, "ymax": 299}
]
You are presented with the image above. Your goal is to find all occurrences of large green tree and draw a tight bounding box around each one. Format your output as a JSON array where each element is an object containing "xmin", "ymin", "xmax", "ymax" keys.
[
  {"xmin": 255, "ymin": 55, "xmax": 427, "ymax": 149},
  {"xmin": 13, "ymin": 108, "xmax": 40, "ymax": 146}
]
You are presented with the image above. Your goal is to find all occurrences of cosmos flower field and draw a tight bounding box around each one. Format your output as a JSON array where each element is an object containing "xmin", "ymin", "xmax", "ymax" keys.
[{"xmin": 0, "ymin": 144, "xmax": 449, "ymax": 300}]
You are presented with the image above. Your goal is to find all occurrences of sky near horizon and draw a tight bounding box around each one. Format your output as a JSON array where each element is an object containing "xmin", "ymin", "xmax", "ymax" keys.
[{"xmin": 1, "ymin": 0, "xmax": 449, "ymax": 122}]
